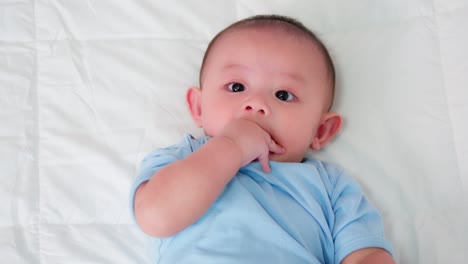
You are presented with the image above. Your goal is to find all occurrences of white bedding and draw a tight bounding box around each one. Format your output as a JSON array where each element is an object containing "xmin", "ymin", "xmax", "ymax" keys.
[{"xmin": 1, "ymin": 0, "xmax": 467, "ymax": 263}]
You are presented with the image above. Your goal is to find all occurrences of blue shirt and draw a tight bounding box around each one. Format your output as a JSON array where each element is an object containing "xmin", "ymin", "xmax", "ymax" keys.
[{"xmin": 130, "ymin": 134, "xmax": 393, "ymax": 264}]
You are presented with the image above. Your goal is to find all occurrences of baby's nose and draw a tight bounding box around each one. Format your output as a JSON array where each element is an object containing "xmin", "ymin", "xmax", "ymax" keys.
[{"xmin": 242, "ymin": 99, "xmax": 270, "ymax": 116}]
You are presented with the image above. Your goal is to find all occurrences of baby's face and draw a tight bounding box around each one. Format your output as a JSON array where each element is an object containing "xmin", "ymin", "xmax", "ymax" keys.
[{"xmin": 197, "ymin": 28, "xmax": 331, "ymax": 162}]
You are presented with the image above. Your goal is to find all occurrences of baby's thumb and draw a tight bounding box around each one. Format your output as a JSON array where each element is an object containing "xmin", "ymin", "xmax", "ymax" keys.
[{"xmin": 268, "ymin": 138, "xmax": 285, "ymax": 154}]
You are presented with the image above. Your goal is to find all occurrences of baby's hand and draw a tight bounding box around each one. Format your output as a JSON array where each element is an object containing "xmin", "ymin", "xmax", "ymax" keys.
[{"xmin": 218, "ymin": 119, "xmax": 285, "ymax": 172}]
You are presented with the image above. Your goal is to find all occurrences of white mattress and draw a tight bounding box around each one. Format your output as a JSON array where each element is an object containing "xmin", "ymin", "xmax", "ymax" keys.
[{"xmin": 1, "ymin": 0, "xmax": 467, "ymax": 263}]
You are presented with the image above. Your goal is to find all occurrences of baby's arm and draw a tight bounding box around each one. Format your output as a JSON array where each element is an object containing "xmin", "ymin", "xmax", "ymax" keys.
[
  {"xmin": 134, "ymin": 119, "xmax": 284, "ymax": 237},
  {"xmin": 342, "ymin": 248, "xmax": 395, "ymax": 264}
]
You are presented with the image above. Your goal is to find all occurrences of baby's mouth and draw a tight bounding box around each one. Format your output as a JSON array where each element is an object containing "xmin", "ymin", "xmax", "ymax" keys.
[
  {"xmin": 243, "ymin": 119, "xmax": 284, "ymax": 151},
  {"xmin": 257, "ymin": 126, "xmax": 283, "ymax": 152}
]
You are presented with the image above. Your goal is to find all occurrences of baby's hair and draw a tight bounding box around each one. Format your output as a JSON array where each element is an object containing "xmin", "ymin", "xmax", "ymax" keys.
[{"xmin": 199, "ymin": 14, "xmax": 336, "ymax": 110}]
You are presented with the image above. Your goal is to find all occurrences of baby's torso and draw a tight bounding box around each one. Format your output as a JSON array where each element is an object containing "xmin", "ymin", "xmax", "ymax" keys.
[{"xmin": 153, "ymin": 161, "xmax": 336, "ymax": 264}]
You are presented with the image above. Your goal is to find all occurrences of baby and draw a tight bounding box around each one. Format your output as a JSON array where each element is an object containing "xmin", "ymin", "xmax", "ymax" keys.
[{"xmin": 131, "ymin": 15, "xmax": 394, "ymax": 264}]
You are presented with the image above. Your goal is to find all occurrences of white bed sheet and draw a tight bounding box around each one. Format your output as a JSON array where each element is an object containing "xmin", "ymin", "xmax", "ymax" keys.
[{"xmin": 1, "ymin": 0, "xmax": 467, "ymax": 263}]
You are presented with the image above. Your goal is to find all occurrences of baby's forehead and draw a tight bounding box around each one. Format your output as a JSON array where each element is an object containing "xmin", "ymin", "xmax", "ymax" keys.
[
  {"xmin": 209, "ymin": 27, "xmax": 324, "ymax": 67},
  {"xmin": 206, "ymin": 26, "xmax": 329, "ymax": 78},
  {"xmin": 212, "ymin": 19, "xmax": 328, "ymax": 62}
]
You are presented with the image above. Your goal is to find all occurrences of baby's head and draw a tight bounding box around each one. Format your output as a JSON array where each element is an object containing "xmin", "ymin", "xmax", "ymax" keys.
[{"xmin": 187, "ymin": 14, "xmax": 342, "ymax": 162}]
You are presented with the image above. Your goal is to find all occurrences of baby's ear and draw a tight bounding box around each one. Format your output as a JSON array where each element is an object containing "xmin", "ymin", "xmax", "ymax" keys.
[
  {"xmin": 310, "ymin": 112, "xmax": 342, "ymax": 151},
  {"xmin": 186, "ymin": 87, "xmax": 203, "ymax": 127}
]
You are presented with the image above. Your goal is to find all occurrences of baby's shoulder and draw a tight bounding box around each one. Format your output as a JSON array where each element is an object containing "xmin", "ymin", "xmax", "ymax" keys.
[{"xmin": 140, "ymin": 134, "xmax": 206, "ymax": 167}]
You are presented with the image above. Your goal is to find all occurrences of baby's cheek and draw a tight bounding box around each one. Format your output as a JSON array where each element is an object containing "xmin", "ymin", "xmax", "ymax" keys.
[{"xmin": 202, "ymin": 116, "xmax": 229, "ymax": 137}]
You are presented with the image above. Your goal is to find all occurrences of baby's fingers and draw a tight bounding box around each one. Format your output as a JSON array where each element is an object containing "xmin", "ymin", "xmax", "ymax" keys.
[
  {"xmin": 268, "ymin": 140, "xmax": 286, "ymax": 154},
  {"xmin": 258, "ymin": 154, "xmax": 271, "ymax": 173}
]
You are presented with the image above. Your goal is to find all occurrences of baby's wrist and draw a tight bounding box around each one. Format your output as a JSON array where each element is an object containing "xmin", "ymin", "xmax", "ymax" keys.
[{"xmin": 213, "ymin": 135, "xmax": 244, "ymax": 168}]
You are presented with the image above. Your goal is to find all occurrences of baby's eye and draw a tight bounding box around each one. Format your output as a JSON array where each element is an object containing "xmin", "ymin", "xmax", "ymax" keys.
[
  {"xmin": 275, "ymin": 90, "xmax": 295, "ymax": 101},
  {"xmin": 226, "ymin": 82, "xmax": 245, "ymax": 92}
]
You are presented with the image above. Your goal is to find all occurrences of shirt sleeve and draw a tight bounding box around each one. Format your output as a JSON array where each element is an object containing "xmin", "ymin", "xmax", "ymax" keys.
[
  {"xmin": 328, "ymin": 166, "xmax": 394, "ymax": 263},
  {"xmin": 128, "ymin": 135, "xmax": 197, "ymax": 226}
]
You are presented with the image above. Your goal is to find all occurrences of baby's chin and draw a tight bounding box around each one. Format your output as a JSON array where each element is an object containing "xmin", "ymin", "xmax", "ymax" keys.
[{"xmin": 269, "ymin": 152, "xmax": 305, "ymax": 163}]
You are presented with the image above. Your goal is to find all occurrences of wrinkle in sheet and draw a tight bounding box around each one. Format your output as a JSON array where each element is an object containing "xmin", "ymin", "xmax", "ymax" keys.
[
  {"xmin": 430, "ymin": 1, "xmax": 466, "ymax": 201},
  {"xmin": 47, "ymin": 0, "xmax": 103, "ymax": 129},
  {"xmin": 9, "ymin": 111, "xmax": 39, "ymax": 263},
  {"xmin": 50, "ymin": 0, "xmax": 103, "ymax": 128},
  {"xmin": 47, "ymin": 0, "xmax": 115, "ymax": 152},
  {"xmin": 48, "ymin": 0, "xmax": 76, "ymax": 40},
  {"xmin": 84, "ymin": 0, "xmax": 97, "ymax": 16}
]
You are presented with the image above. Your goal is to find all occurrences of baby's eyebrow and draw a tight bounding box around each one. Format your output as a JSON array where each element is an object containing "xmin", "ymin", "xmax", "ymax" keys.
[
  {"xmin": 222, "ymin": 63, "xmax": 251, "ymax": 71},
  {"xmin": 222, "ymin": 63, "xmax": 307, "ymax": 86},
  {"xmin": 281, "ymin": 72, "xmax": 306, "ymax": 84},
  {"xmin": 224, "ymin": 64, "xmax": 302, "ymax": 77}
]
